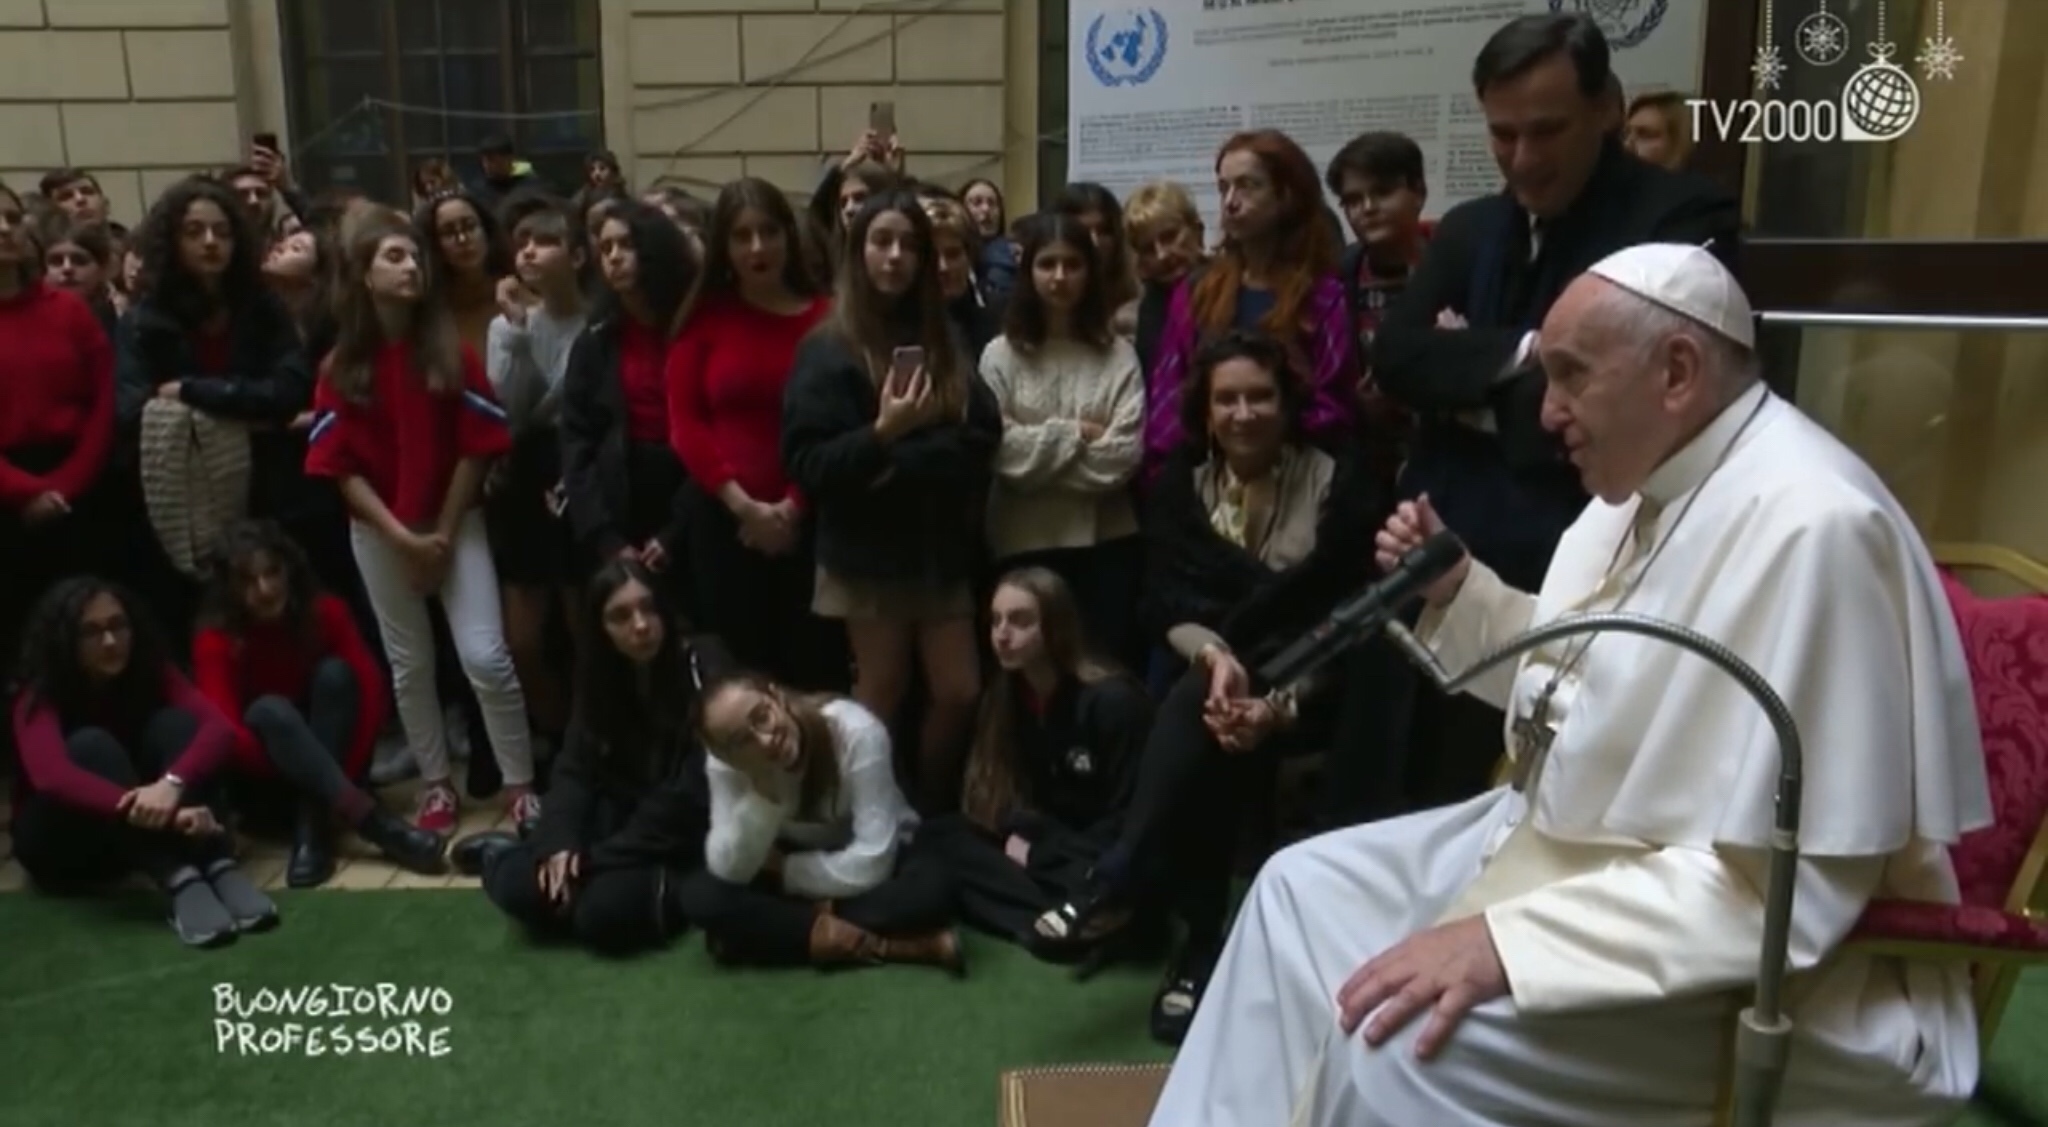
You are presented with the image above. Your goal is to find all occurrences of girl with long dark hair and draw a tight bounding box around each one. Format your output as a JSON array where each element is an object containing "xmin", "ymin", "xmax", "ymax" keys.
[
  {"xmin": 191, "ymin": 520, "xmax": 445, "ymax": 886},
  {"xmin": 780, "ymin": 191, "xmax": 1001, "ymax": 813},
  {"xmin": 457, "ymin": 560, "xmax": 730, "ymax": 954},
  {"xmin": 676, "ymin": 673, "xmax": 964, "ymax": 973},
  {"xmin": 666, "ymin": 177, "xmax": 837, "ymax": 687},
  {"xmin": 921, "ymin": 568, "xmax": 1152, "ymax": 955},
  {"xmin": 115, "ymin": 176, "xmax": 314, "ymax": 638},
  {"xmin": 979, "ymin": 211, "xmax": 1146, "ymax": 660},
  {"xmin": 559, "ymin": 201, "xmax": 697, "ymax": 602},
  {"xmin": 9, "ymin": 577, "xmax": 274, "ymax": 946},
  {"xmin": 303, "ymin": 207, "xmax": 536, "ymax": 834},
  {"xmin": 0, "ymin": 181, "xmax": 116, "ymax": 656}
]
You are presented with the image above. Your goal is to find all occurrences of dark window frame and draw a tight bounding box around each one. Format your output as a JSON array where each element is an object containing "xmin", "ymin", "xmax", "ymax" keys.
[{"xmin": 279, "ymin": 0, "xmax": 604, "ymax": 205}]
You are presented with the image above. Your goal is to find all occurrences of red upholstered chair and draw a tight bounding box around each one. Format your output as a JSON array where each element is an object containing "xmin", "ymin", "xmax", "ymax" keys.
[{"xmin": 1844, "ymin": 543, "xmax": 2048, "ymax": 1048}]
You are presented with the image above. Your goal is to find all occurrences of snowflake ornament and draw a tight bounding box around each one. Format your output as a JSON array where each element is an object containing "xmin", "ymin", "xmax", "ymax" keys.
[
  {"xmin": 1752, "ymin": 43, "xmax": 1787, "ymax": 91},
  {"xmin": 1796, "ymin": 9, "xmax": 1849, "ymax": 66},
  {"xmin": 1916, "ymin": 35, "xmax": 1963, "ymax": 80}
]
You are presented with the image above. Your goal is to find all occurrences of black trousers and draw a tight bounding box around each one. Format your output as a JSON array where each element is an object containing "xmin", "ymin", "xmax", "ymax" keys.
[
  {"xmin": 0, "ymin": 445, "xmax": 119, "ymax": 677},
  {"xmin": 240, "ymin": 656, "xmax": 373, "ymax": 825},
  {"xmin": 917, "ymin": 812, "xmax": 1101, "ymax": 943},
  {"xmin": 482, "ymin": 844, "xmax": 679, "ymax": 956},
  {"xmin": 998, "ymin": 536, "xmax": 1146, "ymax": 670},
  {"xmin": 11, "ymin": 708, "xmax": 232, "ymax": 890},
  {"xmin": 683, "ymin": 492, "xmax": 846, "ymax": 692},
  {"xmin": 673, "ymin": 833, "xmax": 957, "ymax": 965}
]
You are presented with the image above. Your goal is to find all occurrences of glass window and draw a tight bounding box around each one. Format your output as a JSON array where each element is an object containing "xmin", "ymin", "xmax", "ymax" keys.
[
  {"xmin": 1782, "ymin": 324, "xmax": 2048, "ymax": 557},
  {"xmin": 1745, "ymin": 0, "xmax": 2047, "ymax": 241}
]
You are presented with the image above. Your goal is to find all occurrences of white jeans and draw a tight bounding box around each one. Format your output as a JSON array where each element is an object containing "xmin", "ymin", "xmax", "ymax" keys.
[{"xmin": 350, "ymin": 511, "xmax": 533, "ymax": 786}]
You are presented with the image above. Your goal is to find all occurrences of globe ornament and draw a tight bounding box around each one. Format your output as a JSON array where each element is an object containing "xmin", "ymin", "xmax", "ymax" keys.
[{"xmin": 1842, "ymin": 43, "xmax": 1922, "ymax": 142}]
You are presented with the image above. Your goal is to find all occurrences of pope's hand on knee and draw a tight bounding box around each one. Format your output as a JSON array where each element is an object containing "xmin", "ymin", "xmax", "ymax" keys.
[{"xmin": 1336, "ymin": 915, "xmax": 1509, "ymax": 1060}]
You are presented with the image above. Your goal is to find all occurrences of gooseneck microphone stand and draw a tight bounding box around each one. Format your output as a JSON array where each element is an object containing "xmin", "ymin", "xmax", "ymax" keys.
[{"xmin": 1383, "ymin": 612, "xmax": 1802, "ymax": 1127}]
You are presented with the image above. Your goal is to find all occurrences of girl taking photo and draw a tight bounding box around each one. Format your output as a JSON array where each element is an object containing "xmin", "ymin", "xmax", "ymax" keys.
[
  {"xmin": 9, "ymin": 577, "xmax": 275, "ymax": 946},
  {"xmin": 303, "ymin": 207, "xmax": 537, "ymax": 834},
  {"xmin": 191, "ymin": 520, "xmax": 446, "ymax": 887},
  {"xmin": 676, "ymin": 673, "xmax": 963, "ymax": 973},
  {"xmin": 458, "ymin": 560, "xmax": 730, "ymax": 955},
  {"xmin": 780, "ymin": 191, "xmax": 1001, "ymax": 813}
]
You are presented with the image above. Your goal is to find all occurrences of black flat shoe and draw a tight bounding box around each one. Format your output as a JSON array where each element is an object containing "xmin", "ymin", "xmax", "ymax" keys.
[
  {"xmin": 359, "ymin": 809, "xmax": 448, "ymax": 874},
  {"xmin": 286, "ymin": 801, "xmax": 336, "ymax": 889},
  {"xmin": 1149, "ymin": 941, "xmax": 1221, "ymax": 1047},
  {"xmin": 1029, "ymin": 874, "xmax": 1130, "ymax": 952},
  {"xmin": 450, "ymin": 831, "xmax": 520, "ymax": 878}
]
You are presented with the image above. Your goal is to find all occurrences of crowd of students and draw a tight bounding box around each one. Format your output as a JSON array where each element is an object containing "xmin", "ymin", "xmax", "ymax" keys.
[{"xmin": 2, "ymin": 11, "xmax": 1702, "ymax": 1046}]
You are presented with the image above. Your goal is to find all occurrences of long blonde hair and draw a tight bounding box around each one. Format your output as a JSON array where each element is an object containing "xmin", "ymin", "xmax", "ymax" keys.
[
  {"xmin": 960, "ymin": 568, "xmax": 1123, "ymax": 830},
  {"xmin": 324, "ymin": 207, "xmax": 463, "ymax": 403},
  {"xmin": 818, "ymin": 189, "xmax": 966, "ymax": 422}
]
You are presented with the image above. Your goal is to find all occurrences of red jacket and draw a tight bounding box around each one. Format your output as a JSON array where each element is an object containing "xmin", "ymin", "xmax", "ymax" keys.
[
  {"xmin": 0, "ymin": 280, "xmax": 114, "ymax": 507},
  {"xmin": 304, "ymin": 343, "xmax": 511, "ymax": 525},
  {"xmin": 11, "ymin": 671, "xmax": 236, "ymax": 818},
  {"xmin": 191, "ymin": 594, "xmax": 388, "ymax": 780}
]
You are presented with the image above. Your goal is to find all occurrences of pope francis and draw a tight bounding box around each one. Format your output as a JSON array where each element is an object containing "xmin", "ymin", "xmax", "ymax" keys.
[{"xmin": 1147, "ymin": 243, "xmax": 1992, "ymax": 1127}]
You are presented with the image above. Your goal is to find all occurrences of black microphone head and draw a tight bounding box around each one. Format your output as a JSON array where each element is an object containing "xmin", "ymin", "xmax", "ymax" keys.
[{"xmin": 1400, "ymin": 529, "xmax": 1465, "ymax": 583}]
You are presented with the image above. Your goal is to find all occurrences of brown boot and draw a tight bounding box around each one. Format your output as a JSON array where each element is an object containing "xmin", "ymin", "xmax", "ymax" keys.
[
  {"xmin": 808, "ymin": 912, "xmax": 882, "ymax": 967},
  {"xmin": 876, "ymin": 928, "xmax": 968, "ymax": 978}
]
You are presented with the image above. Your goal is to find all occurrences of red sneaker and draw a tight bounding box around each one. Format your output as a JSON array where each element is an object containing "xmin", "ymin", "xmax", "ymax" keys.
[
  {"xmin": 508, "ymin": 789, "xmax": 541, "ymax": 828},
  {"xmin": 414, "ymin": 783, "xmax": 460, "ymax": 834}
]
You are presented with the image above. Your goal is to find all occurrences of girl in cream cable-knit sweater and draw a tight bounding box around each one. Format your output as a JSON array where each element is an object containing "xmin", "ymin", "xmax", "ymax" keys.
[{"xmin": 979, "ymin": 212, "xmax": 1146, "ymax": 660}]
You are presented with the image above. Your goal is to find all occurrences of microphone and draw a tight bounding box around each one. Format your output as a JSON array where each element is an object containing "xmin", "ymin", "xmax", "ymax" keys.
[{"xmin": 1257, "ymin": 529, "xmax": 1465, "ymax": 688}]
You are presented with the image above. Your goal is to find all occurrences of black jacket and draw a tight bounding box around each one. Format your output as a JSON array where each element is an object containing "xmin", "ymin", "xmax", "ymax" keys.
[
  {"xmin": 994, "ymin": 674, "xmax": 1151, "ymax": 849},
  {"xmin": 1143, "ymin": 444, "xmax": 1381, "ymax": 675},
  {"xmin": 780, "ymin": 331, "xmax": 1001, "ymax": 586},
  {"xmin": 529, "ymin": 634, "xmax": 736, "ymax": 870},
  {"xmin": 558, "ymin": 316, "xmax": 690, "ymax": 561},
  {"xmin": 113, "ymin": 292, "xmax": 314, "ymax": 520}
]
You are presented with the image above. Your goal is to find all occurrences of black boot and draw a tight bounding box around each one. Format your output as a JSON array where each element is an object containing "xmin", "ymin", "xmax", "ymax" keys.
[
  {"xmin": 357, "ymin": 808, "xmax": 448, "ymax": 874},
  {"xmin": 286, "ymin": 799, "xmax": 337, "ymax": 888},
  {"xmin": 451, "ymin": 831, "xmax": 520, "ymax": 878}
]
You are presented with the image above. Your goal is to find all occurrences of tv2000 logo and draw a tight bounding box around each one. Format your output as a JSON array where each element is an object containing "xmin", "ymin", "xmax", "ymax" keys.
[{"xmin": 1687, "ymin": 86, "xmax": 1921, "ymax": 145}]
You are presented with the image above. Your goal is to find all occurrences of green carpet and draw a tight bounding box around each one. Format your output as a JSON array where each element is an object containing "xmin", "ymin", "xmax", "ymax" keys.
[{"xmin": 0, "ymin": 890, "xmax": 2042, "ymax": 1127}]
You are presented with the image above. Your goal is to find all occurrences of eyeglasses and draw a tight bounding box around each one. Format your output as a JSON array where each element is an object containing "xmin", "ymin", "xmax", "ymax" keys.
[{"xmin": 438, "ymin": 220, "xmax": 483, "ymax": 242}]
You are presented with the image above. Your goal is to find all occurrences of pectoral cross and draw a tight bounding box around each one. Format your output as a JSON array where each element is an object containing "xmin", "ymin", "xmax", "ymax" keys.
[{"xmin": 1510, "ymin": 699, "xmax": 1558, "ymax": 794}]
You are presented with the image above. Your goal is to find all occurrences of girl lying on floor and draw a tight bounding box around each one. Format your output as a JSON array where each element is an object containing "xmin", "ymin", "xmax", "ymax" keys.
[
  {"xmin": 9, "ymin": 576, "xmax": 275, "ymax": 947},
  {"xmin": 675, "ymin": 673, "xmax": 965, "ymax": 973},
  {"xmin": 191, "ymin": 519, "xmax": 446, "ymax": 887},
  {"xmin": 454, "ymin": 560, "xmax": 725, "ymax": 956}
]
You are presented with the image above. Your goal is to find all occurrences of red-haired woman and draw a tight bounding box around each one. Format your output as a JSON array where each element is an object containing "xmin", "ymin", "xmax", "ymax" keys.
[{"xmin": 1140, "ymin": 130, "xmax": 1358, "ymax": 482}]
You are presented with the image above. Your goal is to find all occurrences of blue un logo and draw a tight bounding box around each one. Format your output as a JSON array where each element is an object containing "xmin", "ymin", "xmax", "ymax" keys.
[
  {"xmin": 1085, "ymin": 8, "xmax": 1169, "ymax": 88},
  {"xmin": 1547, "ymin": 0, "xmax": 1668, "ymax": 50}
]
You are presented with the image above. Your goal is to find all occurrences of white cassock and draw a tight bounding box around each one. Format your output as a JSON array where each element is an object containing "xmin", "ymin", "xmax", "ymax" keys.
[{"xmin": 1149, "ymin": 380, "xmax": 1993, "ymax": 1127}]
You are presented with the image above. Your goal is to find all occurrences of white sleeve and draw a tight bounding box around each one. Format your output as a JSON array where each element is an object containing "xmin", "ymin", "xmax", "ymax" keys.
[
  {"xmin": 982, "ymin": 340, "xmax": 1085, "ymax": 489},
  {"xmin": 1413, "ymin": 560, "xmax": 1537, "ymax": 711},
  {"xmin": 702, "ymin": 757, "xmax": 787, "ymax": 885},
  {"xmin": 779, "ymin": 713, "xmax": 907, "ymax": 900},
  {"xmin": 1053, "ymin": 342, "xmax": 1144, "ymax": 493},
  {"xmin": 1483, "ymin": 846, "xmax": 1884, "ymax": 1013},
  {"xmin": 485, "ymin": 315, "xmax": 542, "ymax": 431}
]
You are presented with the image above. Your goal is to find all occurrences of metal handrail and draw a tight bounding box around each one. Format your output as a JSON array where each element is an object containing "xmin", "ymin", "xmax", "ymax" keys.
[{"xmin": 1757, "ymin": 311, "xmax": 2048, "ymax": 333}]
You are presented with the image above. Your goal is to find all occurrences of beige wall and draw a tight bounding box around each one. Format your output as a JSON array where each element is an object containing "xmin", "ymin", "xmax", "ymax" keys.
[
  {"xmin": 0, "ymin": 0, "xmax": 293, "ymax": 226},
  {"xmin": 601, "ymin": 0, "xmax": 1014, "ymax": 204}
]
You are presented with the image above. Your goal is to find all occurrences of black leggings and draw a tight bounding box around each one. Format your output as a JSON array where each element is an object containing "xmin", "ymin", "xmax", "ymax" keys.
[
  {"xmin": 673, "ymin": 834, "xmax": 957, "ymax": 965},
  {"xmin": 244, "ymin": 656, "xmax": 375, "ymax": 824},
  {"xmin": 917, "ymin": 813, "xmax": 1100, "ymax": 943},
  {"xmin": 482, "ymin": 845, "xmax": 680, "ymax": 956},
  {"xmin": 11, "ymin": 709, "xmax": 231, "ymax": 889}
]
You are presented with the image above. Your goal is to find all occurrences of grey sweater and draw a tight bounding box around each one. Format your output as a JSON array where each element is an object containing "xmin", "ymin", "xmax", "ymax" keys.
[{"xmin": 485, "ymin": 305, "xmax": 587, "ymax": 436}]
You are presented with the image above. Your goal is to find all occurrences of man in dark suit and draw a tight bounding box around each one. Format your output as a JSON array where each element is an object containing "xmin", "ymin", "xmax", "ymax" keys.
[{"xmin": 1370, "ymin": 12, "xmax": 1742, "ymax": 810}]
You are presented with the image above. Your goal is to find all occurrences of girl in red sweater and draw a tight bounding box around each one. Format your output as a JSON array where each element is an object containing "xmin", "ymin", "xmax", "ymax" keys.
[
  {"xmin": 303, "ymin": 208, "xmax": 537, "ymax": 835},
  {"xmin": 10, "ymin": 577, "xmax": 269, "ymax": 947},
  {"xmin": 667, "ymin": 178, "xmax": 840, "ymax": 688},
  {"xmin": 0, "ymin": 181, "xmax": 117, "ymax": 653},
  {"xmin": 192, "ymin": 519, "xmax": 446, "ymax": 886}
]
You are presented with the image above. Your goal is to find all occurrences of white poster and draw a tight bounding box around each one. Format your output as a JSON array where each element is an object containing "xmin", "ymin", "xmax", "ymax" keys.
[{"xmin": 1066, "ymin": 0, "xmax": 1708, "ymax": 223}]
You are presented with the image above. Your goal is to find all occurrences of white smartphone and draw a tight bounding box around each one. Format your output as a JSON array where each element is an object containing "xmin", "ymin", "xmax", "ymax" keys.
[{"xmin": 889, "ymin": 345, "xmax": 924, "ymax": 395}]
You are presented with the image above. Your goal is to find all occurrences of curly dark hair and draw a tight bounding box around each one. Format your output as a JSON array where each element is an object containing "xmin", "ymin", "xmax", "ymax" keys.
[
  {"xmin": 587, "ymin": 200, "xmax": 700, "ymax": 340},
  {"xmin": 1178, "ymin": 328, "xmax": 1310, "ymax": 456},
  {"xmin": 196, "ymin": 519, "xmax": 323, "ymax": 650},
  {"xmin": 411, "ymin": 188, "xmax": 511, "ymax": 290},
  {"xmin": 15, "ymin": 576, "xmax": 173, "ymax": 722},
  {"xmin": 132, "ymin": 176, "xmax": 265, "ymax": 327}
]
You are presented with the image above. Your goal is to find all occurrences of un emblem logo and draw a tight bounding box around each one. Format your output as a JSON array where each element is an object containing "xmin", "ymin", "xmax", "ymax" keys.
[
  {"xmin": 1085, "ymin": 8, "xmax": 1168, "ymax": 88},
  {"xmin": 1547, "ymin": 0, "xmax": 1668, "ymax": 50}
]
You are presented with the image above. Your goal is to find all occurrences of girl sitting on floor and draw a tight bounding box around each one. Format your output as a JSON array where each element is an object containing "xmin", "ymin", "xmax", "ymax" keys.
[
  {"xmin": 920, "ymin": 568, "xmax": 1153, "ymax": 958},
  {"xmin": 454, "ymin": 560, "xmax": 731, "ymax": 956},
  {"xmin": 9, "ymin": 576, "xmax": 275, "ymax": 947},
  {"xmin": 676, "ymin": 673, "xmax": 964, "ymax": 974},
  {"xmin": 191, "ymin": 519, "xmax": 446, "ymax": 887}
]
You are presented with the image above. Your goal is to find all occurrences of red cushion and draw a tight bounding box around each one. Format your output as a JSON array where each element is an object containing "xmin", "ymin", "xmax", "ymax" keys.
[
  {"xmin": 1936, "ymin": 570, "xmax": 2048, "ymax": 908},
  {"xmin": 1852, "ymin": 898, "xmax": 2048, "ymax": 953}
]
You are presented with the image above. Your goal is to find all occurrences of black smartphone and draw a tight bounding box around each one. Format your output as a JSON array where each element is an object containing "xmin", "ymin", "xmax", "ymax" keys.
[{"xmin": 252, "ymin": 132, "xmax": 279, "ymax": 152}]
